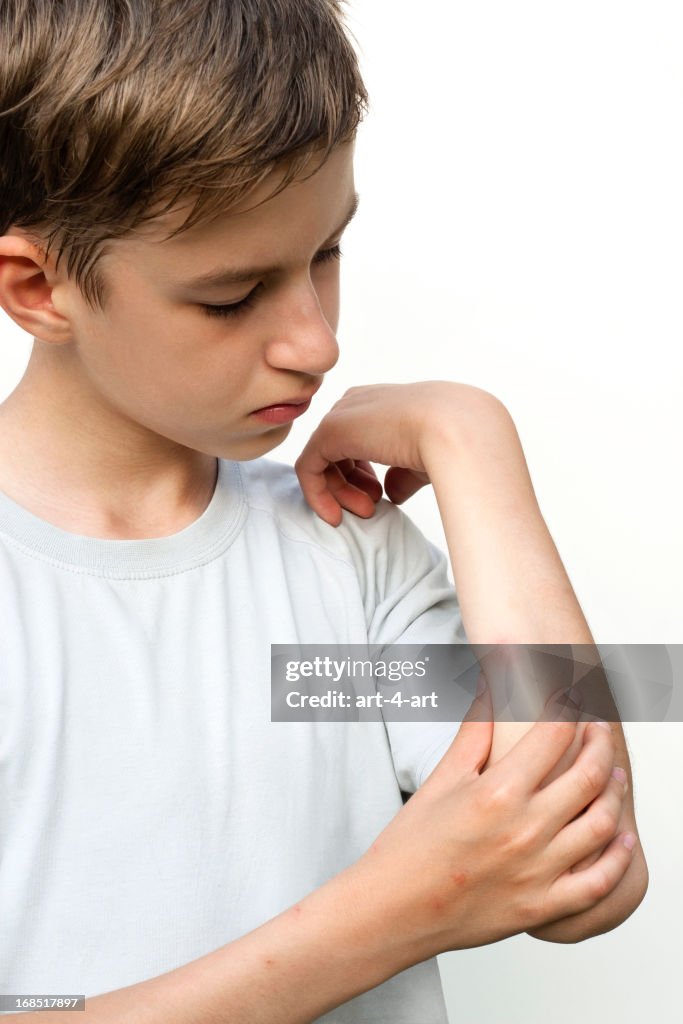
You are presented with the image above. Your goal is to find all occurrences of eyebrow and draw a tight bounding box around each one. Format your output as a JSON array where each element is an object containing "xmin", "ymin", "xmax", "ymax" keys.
[{"xmin": 182, "ymin": 191, "xmax": 360, "ymax": 291}]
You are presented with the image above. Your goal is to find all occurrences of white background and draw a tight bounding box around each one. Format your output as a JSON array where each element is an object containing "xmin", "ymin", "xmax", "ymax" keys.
[{"xmin": 0, "ymin": 1, "xmax": 681, "ymax": 1021}]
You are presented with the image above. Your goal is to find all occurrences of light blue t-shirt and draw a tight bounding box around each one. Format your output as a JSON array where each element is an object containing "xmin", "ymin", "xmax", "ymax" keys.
[{"xmin": 0, "ymin": 456, "xmax": 465, "ymax": 1022}]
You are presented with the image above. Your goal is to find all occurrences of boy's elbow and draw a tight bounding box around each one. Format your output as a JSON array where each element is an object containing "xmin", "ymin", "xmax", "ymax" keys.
[
  {"xmin": 529, "ymin": 857, "xmax": 650, "ymax": 945},
  {"xmin": 590, "ymin": 855, "xmax": 650, "ymax": 940},
  {"xmin": 594, "ymin": 859, "xmax": 650, "ymax": 939}
]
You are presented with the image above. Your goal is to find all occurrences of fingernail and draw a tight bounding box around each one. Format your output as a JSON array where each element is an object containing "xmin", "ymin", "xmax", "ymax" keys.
[
  {"xmin": 592, "ymin": 720, "xmax": 612, "ymax": 731},
  {"xmin": 611, "ymin": 766, "xmax": 627, "ymax": 788},
  {"xmin": 622, "ymin": 833, "xmax": 637, "ymax": 851}
]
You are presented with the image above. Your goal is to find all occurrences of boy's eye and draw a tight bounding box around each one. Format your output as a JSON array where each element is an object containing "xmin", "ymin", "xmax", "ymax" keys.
[
  {"xmin": 313, "ymin": 242, "xmax": 343, "ymax": 266},
  {"xmin": 201, "ymin": 284, "xmax": 263, "ymax": 320},
  {"xmin": 200, "ymin": 244, "xmax": 343, "ymax": 319}
]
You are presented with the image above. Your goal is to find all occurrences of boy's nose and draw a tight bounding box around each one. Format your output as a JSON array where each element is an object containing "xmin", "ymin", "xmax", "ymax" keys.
[{"xmin": 265, "ymin": 290, "xmax": 340, "ymax": 376}]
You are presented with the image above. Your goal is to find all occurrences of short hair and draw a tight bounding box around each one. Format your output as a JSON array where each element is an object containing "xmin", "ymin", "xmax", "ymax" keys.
[{"xmin": 0, "ymin": 0, "xmax": 368, "ymax": 310}]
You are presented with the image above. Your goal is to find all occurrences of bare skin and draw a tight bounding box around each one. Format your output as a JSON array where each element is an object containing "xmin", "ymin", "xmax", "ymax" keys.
[{"xmin": 0, "ymin": 143, "xmax": 646, "ymax": 1019}]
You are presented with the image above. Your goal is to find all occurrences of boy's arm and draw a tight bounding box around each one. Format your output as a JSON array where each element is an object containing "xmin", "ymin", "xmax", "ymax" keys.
[
  {"xmin": 293, "ymin": 380, "xmax": 646, "ymax": 944},
  {"xmin": 421, "ymin": 391, "xmax": 649, "ymax": 942},
  {"xmin": 0, "ymin": 863, "xmax": 408, "ymax": 1024}
]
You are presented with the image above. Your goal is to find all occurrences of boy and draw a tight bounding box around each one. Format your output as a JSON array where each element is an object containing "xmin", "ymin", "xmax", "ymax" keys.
[{"xmin": 0, "ymin": 1, "xmax": 647, "ymax": 1021}]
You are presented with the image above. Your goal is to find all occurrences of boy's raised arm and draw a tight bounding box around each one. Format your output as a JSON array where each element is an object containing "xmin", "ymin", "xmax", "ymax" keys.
[
  {"xmin": 293, "ymin": 380, "xmax": 649, "ymax": 947},
  {"xmin": 3, "ymin": 686, "xmax": 636, "ymax": 1023},
  {"xmin": 418, "ymin": 386, "xmax": 649, "ymax": 941}
]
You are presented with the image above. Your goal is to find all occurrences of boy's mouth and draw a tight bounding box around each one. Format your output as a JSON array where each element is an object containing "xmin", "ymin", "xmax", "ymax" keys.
[
  {"xmin": 249, "ymin": 397, "xmax": 313, "ymax": 424},
  {"xmin": 250, "ymin": 382, "xmax": 321, "ymax": 420}
]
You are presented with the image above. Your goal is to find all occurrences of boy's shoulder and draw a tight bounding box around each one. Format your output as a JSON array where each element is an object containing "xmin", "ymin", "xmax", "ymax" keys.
[
  {"xmin": 234, "ymin": 458, "xmax": 463, "ymax": 653},
  {"xmin": 235, "ymin": 455, "xmax": 435, "ymax": 571}
]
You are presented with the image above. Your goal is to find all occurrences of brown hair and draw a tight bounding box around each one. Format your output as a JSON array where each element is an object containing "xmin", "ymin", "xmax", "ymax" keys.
[{"xmin": 0, "ymin": 0, "xmax": 368, "ymax": 310}]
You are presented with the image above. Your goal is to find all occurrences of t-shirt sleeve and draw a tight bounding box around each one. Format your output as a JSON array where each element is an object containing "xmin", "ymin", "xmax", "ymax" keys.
[{"xmin": 341, "ymin": 497, "xmax": 468, "ymax": 795}]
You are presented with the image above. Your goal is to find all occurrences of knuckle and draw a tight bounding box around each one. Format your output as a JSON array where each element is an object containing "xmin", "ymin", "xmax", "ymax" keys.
[
  {"xmin": 508, "ymin": 824, "xmax": 537, "ymax": 854},
  {"xmin": 484, "ymin": 778, "xmax": 515, "ymax": 811},
  {"xmin": 589, "ymin": 809, "xmax": 617, "ymax": 843},
  {"xmin": 587, "ymin": 868, "xmax": 612, "ymax": 903}
]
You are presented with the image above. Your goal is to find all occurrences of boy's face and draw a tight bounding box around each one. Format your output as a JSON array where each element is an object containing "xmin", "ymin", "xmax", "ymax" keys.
[{"xmin": 33, "ymin": 141, "xmax": 356, "ymax": 462}]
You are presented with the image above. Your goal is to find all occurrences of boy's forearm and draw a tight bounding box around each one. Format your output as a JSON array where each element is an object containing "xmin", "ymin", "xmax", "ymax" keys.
[
  {"xmin": 420, "ymin": 395, "xmax": 648, "ymax": 940},
  {"xmin": 421, "ymin": 395, "xmax": 593, "ymax": 648},
  {"xmin": 1, "ymin": 863, "xmax": 414, "ymax": 1024}
]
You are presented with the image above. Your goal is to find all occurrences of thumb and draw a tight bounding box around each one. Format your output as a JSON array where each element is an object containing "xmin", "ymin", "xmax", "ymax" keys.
[
  {"xmin": 427, "ymin": 671, "xmax": 494, "ymax": 784},
  {"xmin": 383, "ymin": 466, "xmax": 431, "ymax": 505}
]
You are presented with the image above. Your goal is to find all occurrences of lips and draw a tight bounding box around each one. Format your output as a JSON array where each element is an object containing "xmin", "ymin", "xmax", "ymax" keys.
[{"xmin": 252, "ymin": 383, "xmax": 321, "ymax": 412}]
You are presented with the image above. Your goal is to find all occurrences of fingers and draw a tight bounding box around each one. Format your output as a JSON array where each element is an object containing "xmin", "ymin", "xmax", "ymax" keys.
[
  {"xmin": 545, "ymin": 766, "xmax": 627, "ymax": 872},
  {"xmin": 383, "ymin": 465, "xmax": 431, "ymax": 505},
  {"xmin": 532, "ymin": 721, "xmax": 616, "ymax": 835},
  {"xmin": 483, "ymin": 714, "xmax": 580, "ymax": 798},
  {"xmin": 341, "ymin": 460, "xmax": 384, "ymax": 502},
  {"xmin": 298, "ymin": 463, "xmax": 372, "ymax": 524},
  {"xmin": 323, "ymin": 464, "xmax": 377, "ymax": 518},
  {"xmin": 345, "ymin": 459, "xmax": 379, "ymax": 481},
  {"xmin": 295, "ymin": 456, "xmax": 382, "ymax": 525},
  {"xmin": 544, "ymin": 830, "xmax": 637, "ymax": 921},
  {"xmin": 294, "ymin": 449, "xmax": 342, "ymax": 524},
  {"xmin": 294, "ymin": 429, "xmax": 354, "ymax": 522}
]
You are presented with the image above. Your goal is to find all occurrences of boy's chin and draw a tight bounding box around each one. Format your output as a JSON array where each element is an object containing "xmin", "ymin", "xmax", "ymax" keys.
[{"xmin": 200, "ymin": 422, "xmax": 293, "ymax": 462}]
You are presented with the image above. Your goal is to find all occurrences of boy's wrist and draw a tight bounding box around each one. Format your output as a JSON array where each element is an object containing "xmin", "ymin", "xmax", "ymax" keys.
[
  {"xmin": 417, "ymin": 385, "xmax": 520, "ymax": 466},
  {"xmin": 419, "ymin": 389, "xmax": 536, "ymax": 507},
  {"xmin": 270, "ymin": 859, "xmax": 423, "ymax": 1005}
]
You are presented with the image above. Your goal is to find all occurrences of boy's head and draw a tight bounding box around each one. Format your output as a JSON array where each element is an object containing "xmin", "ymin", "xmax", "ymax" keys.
[{"xmin": 0, "ymin": 0, "xmax": 367, "ymax": 462}]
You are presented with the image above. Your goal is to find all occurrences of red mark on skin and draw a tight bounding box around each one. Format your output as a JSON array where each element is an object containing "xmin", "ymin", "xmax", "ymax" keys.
[
  {"xmin": 429, "ymin": 874, "xmax": 466, "ymax": 913},
  {"xmin": 292, "ymin": 904, "xmax": 303, "ymax": 916},
  {"xmin": 265, "ymin": 959, "xmax": 275, "ymax": 967}
]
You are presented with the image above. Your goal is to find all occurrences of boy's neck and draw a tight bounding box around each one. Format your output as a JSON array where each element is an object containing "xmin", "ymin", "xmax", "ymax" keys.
[{"xmin": 0, "ymin": 346, "xmax": 219, "ymax": 541}]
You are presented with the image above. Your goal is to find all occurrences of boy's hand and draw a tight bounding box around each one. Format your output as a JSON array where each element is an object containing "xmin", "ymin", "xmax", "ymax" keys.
[
  {"xmin": 295, "ymin": 380, "xmax": 474, "ymax": 523},
  {"xmin": 352, "ymin": 683, "xmax": 636, "ymax": 961}
]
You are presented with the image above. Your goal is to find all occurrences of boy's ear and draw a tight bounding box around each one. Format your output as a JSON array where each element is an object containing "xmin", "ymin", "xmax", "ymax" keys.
[{"xmin": 0, "ymin": 231, "xmax": 74, "ymax": 344}]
